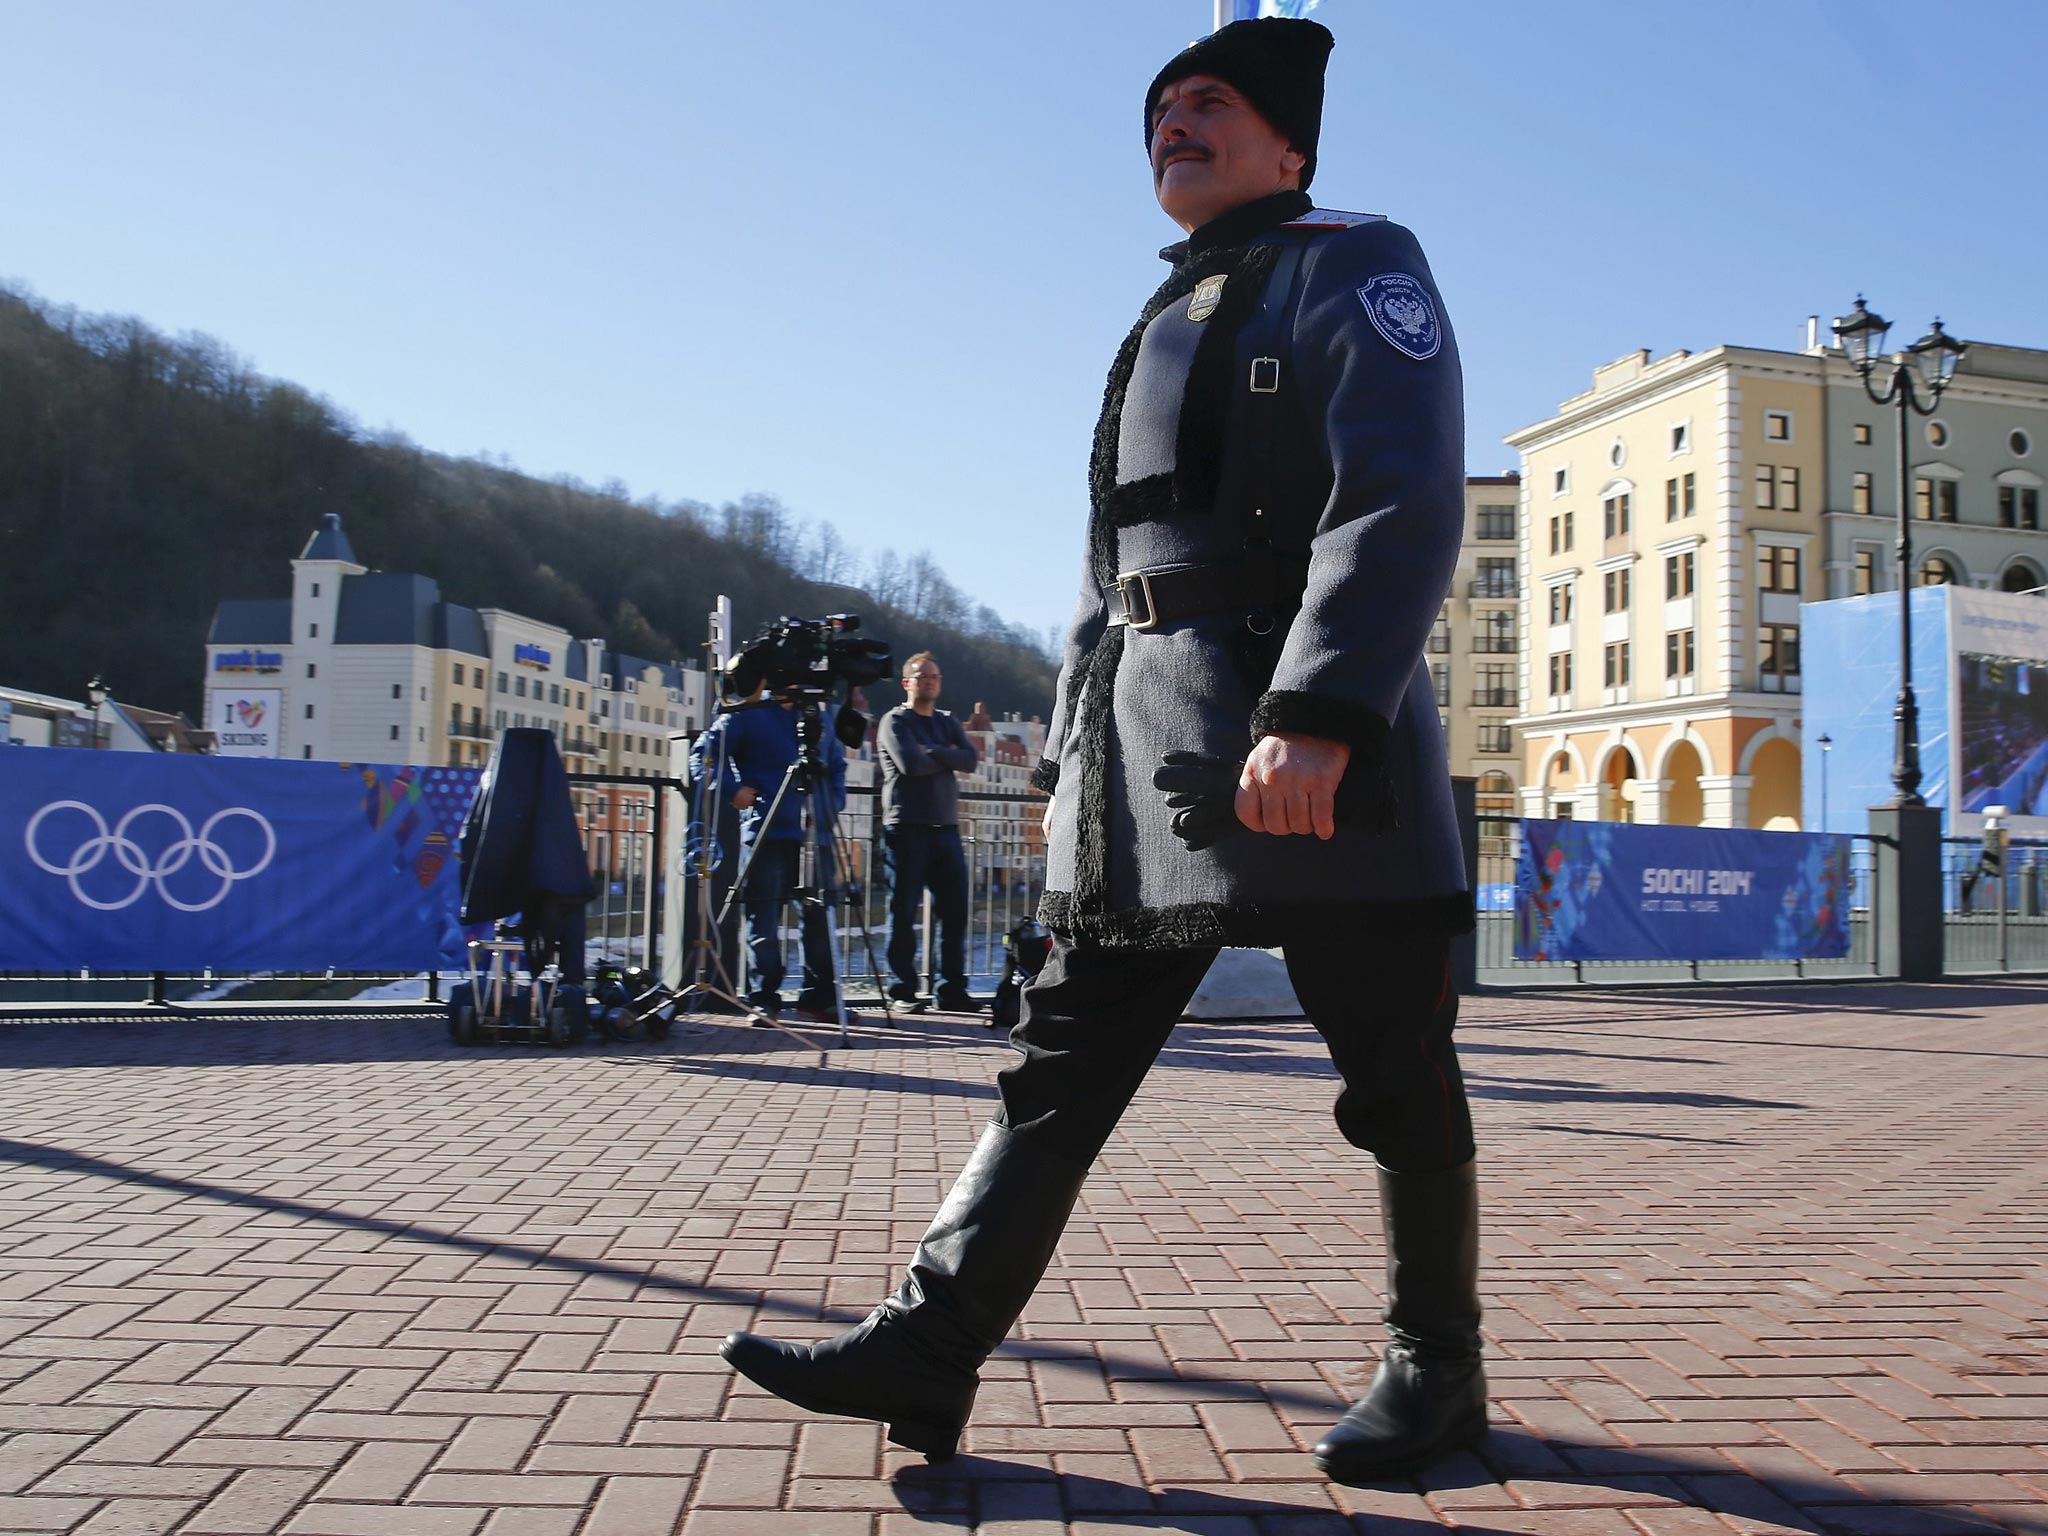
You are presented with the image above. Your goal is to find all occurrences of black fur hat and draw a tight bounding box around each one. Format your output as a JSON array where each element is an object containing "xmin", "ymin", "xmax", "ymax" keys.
[{"xmin": 1144, "ymin": 18, "xmax": 1335, "ymax": 191}]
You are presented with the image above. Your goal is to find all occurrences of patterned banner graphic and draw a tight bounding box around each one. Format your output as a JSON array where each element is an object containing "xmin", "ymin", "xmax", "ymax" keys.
[
  {"xmin": 0, "ymin": 750, "xmax": 482, "ymax": 971},
  {"xmin": 1515, "ymin": 820, "xmax": 1852, "ymax": 963}
]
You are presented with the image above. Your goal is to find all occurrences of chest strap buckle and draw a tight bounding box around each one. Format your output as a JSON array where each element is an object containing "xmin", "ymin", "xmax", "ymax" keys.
[{"xmin": 1249, "ymin": 357, "xmax": 1281, "ymax": 393}]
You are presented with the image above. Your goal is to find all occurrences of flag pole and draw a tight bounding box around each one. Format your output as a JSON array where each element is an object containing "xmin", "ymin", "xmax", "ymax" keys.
[{"xmin": 1214, "ymin": 0, "xmax": 1229, "ymax": 31}]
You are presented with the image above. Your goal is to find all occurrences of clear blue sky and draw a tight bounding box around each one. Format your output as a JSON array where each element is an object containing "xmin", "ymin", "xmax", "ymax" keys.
[{"xmin": 6, "ymin": 1, "xmax": 2043, "ymax": 641}]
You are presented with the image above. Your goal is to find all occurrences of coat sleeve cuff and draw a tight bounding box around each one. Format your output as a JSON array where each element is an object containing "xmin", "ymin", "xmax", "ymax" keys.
[
  {"xmin": 1249, "ymin": 690, "xmax": 1398, "ymax": 832},
  {"xmin": 1029, "ymin": 757, "xmax": 1060, "ymax": 794},
  {"xmin": 1249, "ymin": 690, "xmax": 1390, "ymax": 758}
]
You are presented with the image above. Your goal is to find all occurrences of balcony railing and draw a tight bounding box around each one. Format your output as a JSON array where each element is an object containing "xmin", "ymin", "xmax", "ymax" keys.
[
  {"xmin": 1468, "ymin": 580, "xmax": 1518, "ymax": 600},
  {"xmin": 1470, "ymin": 689, "xmax": 1518, "ymax": 708},
  {"xmin": 1471, "ymin": 635, "xmax": 1516, "ymax": 654},
  {"xmin": 447, "ymin": 719, "xmax": 493, "ymax": 742}
]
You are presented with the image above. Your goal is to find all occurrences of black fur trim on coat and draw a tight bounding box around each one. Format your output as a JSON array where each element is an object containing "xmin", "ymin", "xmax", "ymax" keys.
[
  {"xmin": 1030, "ymin": 758, "xmax": 1060, "ymax": 795},
  {"xmin": 1250, "ymin": 689, "xmax": 1399, "ymax": 833},
  {"xmin": 1038, "ymin": 889, "xmax": 1474, "ymax": 950},
  {"xmin": 1072, "ymin": 624, "xmax": 1124, "ymax": 913},
  {"xmin": 1250, "ymin": 689, "xmax": 1388, "ymax": 754}
]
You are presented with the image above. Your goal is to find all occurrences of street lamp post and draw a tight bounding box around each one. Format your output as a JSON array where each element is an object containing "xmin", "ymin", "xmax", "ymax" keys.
[
  {"xmin": 1831, "ymin": 298, "xmax": 1967, "ymax": 807},
  {"xmin": 1817, "ymin": 732, "xmax": 1832, "ymax": 833}
]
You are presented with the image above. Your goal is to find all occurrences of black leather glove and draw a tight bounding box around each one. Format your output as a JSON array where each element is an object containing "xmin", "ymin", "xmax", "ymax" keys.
[
  {"xmin": 1152, "ymin": 750, "xmax": 1244, "ymax": 852},
  {"xmin": 1154, "ymin": 747, "xmax": 1387, "ymax": 851}
]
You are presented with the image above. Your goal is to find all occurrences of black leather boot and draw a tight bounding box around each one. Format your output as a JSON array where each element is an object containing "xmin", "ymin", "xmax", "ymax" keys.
[
  {"xmin": 1314, "ymin": 1158, "xmax": 1486, "ymax": 1484},
  {"xmin": 720, "ymin": 1122, "xmax": 1086, "ymax": 1461}
]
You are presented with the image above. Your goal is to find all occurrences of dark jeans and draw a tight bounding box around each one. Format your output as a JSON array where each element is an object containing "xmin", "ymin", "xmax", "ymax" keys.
[
  {"xmin": 741, "ymin": 838, "xmax": 836, "ymax": 1004},
  {"xmin": 886, "ymin": 823, "xmax": 968, "ymax": 994},
  {"xmin": 997, "ymin": 915, "xmax": 1473, "ymax": 1175}
]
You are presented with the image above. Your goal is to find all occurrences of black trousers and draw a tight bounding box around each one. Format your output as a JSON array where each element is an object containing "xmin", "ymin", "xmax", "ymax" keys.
[
  {"xmin": 997, "ymin": 915, "xmax": 1473, "ymax": 1175},
  {"xmin": 885, "ymin": 824, "xmax": 969, "ymax": 993}
]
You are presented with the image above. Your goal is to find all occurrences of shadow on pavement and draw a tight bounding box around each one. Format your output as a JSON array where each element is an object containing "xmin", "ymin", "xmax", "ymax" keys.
[
  {"xmin": 885, "ymin": 1427, "xmax": 2028, "ymax": 1535},
  {"xmin": 0, "ymin": 1135, "xmax": 1363, "ymax": 1421}
]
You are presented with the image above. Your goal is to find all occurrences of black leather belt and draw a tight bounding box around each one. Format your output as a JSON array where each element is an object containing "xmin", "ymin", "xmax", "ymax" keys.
[{"xmin": 1104, "ymin": 556, "xmax": 1310, "ymax": 631}]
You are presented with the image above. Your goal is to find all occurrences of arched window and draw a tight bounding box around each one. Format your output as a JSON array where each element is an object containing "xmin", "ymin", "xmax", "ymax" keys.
[
  {"xmin": 2002, "ymin": 561, "xmax": 2044, "ymax": 595},
  {"xmin": 1921, "ymin": 556, "xmax": 1957, "ymax": 587}
]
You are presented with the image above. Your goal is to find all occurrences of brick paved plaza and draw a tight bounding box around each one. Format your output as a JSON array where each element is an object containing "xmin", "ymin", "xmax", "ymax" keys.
[{"xmin": 1, "ymin": 983, "xmax": 2044, "ymax": 1535}]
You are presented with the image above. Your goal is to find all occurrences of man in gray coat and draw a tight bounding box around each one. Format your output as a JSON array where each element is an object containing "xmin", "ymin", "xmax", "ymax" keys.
[{"xmin": 724, "ymin": 17, "xmax": 1480, "ymax": 1485}]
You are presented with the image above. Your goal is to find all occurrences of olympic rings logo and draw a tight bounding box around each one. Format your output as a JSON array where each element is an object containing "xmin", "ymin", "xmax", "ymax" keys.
[{"xmin": 24, "ymin": 801, "xmax": 277, "ymax": 912}]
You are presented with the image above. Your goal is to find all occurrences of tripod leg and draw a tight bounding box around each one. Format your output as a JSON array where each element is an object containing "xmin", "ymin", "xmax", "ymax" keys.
[{"xmin": 832, "ymin": 827, "xmax": 891, "ymax": 1025}]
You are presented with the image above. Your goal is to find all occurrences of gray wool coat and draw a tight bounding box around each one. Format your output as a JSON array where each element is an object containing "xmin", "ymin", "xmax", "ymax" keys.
[{"xmin": 1034, "ymin": 190, "xmax": 1471, "ymax": 950}]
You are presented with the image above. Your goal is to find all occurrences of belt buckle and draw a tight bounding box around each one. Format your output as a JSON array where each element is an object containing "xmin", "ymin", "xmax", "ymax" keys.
[{"xmin": 1115, "ymin": 569, "xmax": 1160, "ymax": 632}]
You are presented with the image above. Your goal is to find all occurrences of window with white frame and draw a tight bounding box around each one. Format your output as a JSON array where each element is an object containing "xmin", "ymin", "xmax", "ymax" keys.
[
  {"xmin": 1603, "ymin": 567, "xmax": 1631, "ymax": 613},
  {"xmin": 1999, "ymin": 484, "xmax": 2041, "ymax": 530},
  {"xmin": 1665, "ymin": 550, "xmax": 1695, "ymax": 599},
  {"xmin": 1603, "ymin": 641, "xmax": 1631, "ymax": 689},
  {"xmin": 1665, "ymin": 629, "xmax": 1695, "ymax": 680},
  {"xmin": 1603, "ymin": 492, "xmax": 1631, "ymax": 538}
]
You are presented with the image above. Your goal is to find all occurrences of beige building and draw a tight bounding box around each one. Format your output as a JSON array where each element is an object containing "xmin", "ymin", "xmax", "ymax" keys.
[
  {"xmin": 1506, "ymin": 328, "xmax": 2048, "ymax": 830},
  {"xmin": 1432, "ymin": 476, "xmax": 1523, "ymax": 814},
  {"xmin": 1506, "ymin": 346, "xmax": 1816, "ymax": 829},
  {"xmin": 206, "ymin": 515, "xmax": 708, "ymax": 775}
]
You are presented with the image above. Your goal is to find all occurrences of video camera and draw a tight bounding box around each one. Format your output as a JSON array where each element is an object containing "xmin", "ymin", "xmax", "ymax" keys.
[{"xmin": 721, "ymin": 613, "xmax": 893, "ymax": 704}]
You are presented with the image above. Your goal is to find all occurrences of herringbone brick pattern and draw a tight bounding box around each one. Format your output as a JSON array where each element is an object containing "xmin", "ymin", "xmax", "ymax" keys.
[{"xmin": 0, "ymin": 982, "xmax": 2043, "ymax": 1534}]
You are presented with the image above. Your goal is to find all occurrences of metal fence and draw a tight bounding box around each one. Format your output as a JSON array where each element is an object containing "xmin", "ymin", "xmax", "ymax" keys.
[
  {"xmin": 689, "ymin": 785, "xmax": 1045, "ymax": 1004},
  {"xmin": 20, "ymin": 781, "xmax": 2046, "ymax": 1009},
  {"xmin": 0, "ymin": 773, "xmax": 686, "ymax": 1010},
  {"xmin": 1471, "ymin": 816, "xmax": 1883, "ymax": 987},
  {"xmin": 1941, "ymin": 836, "xmax": 2048, "ymax": 974}
]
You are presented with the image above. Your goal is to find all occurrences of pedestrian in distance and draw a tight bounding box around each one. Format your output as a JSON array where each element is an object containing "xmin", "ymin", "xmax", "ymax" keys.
[
  {"xmin": 876, "ymin": 652, "xmax": 981, "ymax": 1013},
  {"xmin": 723, "ymin": 17, "xmax": 1480, "ymax": 1486}
]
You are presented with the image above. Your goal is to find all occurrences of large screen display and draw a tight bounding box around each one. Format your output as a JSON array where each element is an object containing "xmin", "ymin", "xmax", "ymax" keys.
[{"xmin": 1957, "ymin": 652, "xmax": 2048, "ymax": 813}]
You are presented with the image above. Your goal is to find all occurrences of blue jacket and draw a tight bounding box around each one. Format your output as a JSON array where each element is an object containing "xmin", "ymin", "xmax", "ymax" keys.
[{"xmin": 689, "ymin": 701, "xmax": 847, "ymax": 844}]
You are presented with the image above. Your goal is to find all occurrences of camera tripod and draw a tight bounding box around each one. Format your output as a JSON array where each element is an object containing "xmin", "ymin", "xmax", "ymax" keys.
[{"xmin": 675, "ymin": 696, "xmax": 885, "ymax": 1051}]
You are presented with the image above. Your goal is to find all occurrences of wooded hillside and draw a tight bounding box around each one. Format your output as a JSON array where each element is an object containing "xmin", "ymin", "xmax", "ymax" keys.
[{"xmin": 0, "ymin": 285, "xmax": 1056, "ymax": 723}]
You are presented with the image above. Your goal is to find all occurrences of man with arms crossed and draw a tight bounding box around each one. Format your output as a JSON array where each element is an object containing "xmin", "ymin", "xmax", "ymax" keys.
[
  {"xmin": 724, "ymin": 18, "xmax": 1480, "ymax": 1484},
  {"xmin": 878, "ymin": 652, "xmax": 980, "ymax": 1013}
]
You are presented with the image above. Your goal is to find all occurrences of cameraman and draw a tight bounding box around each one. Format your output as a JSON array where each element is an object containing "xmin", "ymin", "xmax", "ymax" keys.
[
  {"xmin": 690, "ymin": 689, "xmax": 853, "ymax": 1024},
  {"xmin": 878, "ymin": 653, "xmax": 979, "ymax": 1011}
]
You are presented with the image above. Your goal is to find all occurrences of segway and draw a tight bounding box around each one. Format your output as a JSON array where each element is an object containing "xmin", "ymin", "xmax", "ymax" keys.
[{"xmin": 448, "ymin": 727, "xmax": 597, "ymax": 1050}]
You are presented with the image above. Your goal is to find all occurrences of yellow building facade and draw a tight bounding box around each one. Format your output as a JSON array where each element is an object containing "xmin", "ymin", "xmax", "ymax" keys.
[
  {"xmin": 1507, "ymin": 346, "xmax": 1820, "ymax": 829},
  {"xmin": 1434, "ymin": 476, "xmax": 1523, "ymax": 814}
]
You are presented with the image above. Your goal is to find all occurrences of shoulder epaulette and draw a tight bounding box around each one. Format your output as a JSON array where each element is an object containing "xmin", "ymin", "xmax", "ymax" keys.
[{"xmin": 1281, "ymin": 209, "xmax": 1386, "ymax": 230}]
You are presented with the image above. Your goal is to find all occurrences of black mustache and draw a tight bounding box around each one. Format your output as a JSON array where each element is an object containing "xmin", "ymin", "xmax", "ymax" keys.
[{"xmin": 1154, "ymin": 143, "xmax": 1212, "ymax": 175}]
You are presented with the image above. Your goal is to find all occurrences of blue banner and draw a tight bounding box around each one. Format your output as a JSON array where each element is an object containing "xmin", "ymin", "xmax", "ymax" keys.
[
  {"xmin": 1515, "ymin": 820, "xmax": 1852, "ymax": 962},
  {"xmin": 1, "ymin": 750, "xmax": 481, "ymax": 971}
]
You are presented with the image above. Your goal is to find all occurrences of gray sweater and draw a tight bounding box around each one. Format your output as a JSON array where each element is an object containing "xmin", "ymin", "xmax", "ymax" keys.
[{"xmin": 878, "ymin": 706, "xmax": 978, "ymax": 827}]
